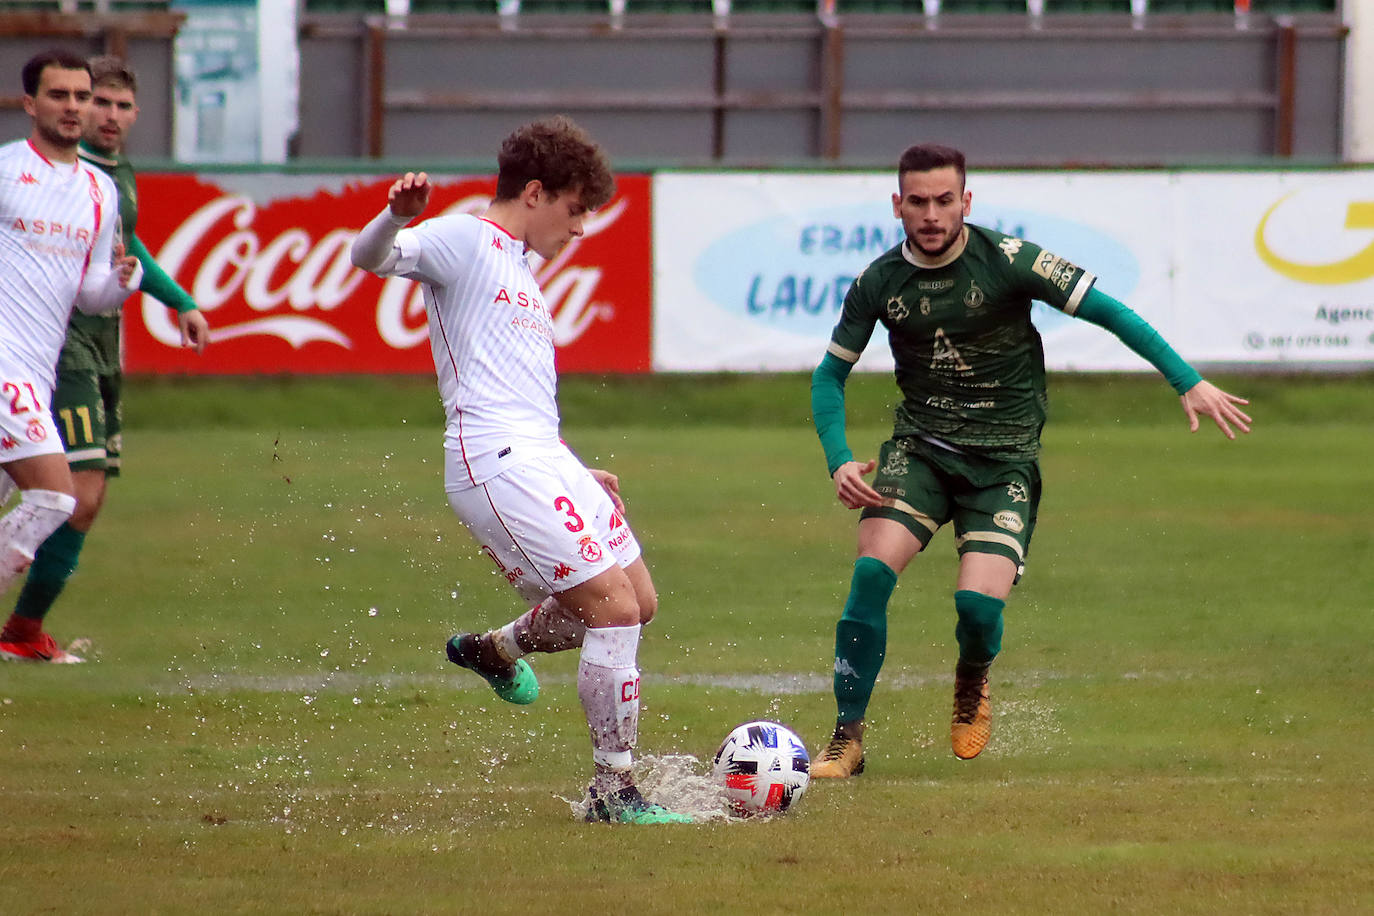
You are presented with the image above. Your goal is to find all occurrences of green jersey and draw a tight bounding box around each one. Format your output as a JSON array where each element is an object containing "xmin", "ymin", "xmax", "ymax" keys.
[
  {"xmin": 62, "ymin": 143, "xmax": 197, "ymax": 375},
  {"xmin": 827, "ymin": 224, "xmax": 1096, "ymax": 462},
  {"xmin": 62, "ymin": 144, "xmax": 135, "ymax": 374}
]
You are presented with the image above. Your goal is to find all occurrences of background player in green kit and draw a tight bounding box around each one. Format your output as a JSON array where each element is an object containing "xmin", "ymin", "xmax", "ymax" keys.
[
  {"xmin": 808, "ymin": 144, "xmax": 1252, "ymax": 776},
  {"xmin": 0, "ymin": 56, "xmax": 210, "ymax": 662}
]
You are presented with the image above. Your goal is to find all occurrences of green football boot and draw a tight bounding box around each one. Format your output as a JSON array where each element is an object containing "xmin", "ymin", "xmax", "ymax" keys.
[
  {"xmin": 584, "ymin": 786, "xmax": 693, "ymax": 825},
  {"xmin": 445, "ymin": 634, "xmax": 539, "ymax": 705}
]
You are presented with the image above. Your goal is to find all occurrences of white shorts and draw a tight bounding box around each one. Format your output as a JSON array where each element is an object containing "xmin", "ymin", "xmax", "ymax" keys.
[
  {"xmin": 445, "ymin": 445, "xmax": 643, "ymax": 604},
  {"xmin": 0, "ymin": 366, "xmax": 61, "ymax": 464}
]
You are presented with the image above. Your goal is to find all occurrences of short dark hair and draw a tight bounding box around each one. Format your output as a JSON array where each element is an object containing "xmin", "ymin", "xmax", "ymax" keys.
[
  {"xmin": 494, "ymin": 115, "xmax": 615, "ymax": 210},
  {"xmin": 898, "ymin": 143, "xmax": 966, "ymax": 188},
  {"xmin": 89, "ymin": 55, "xmax": 137, "ymax": 94},
  {"xmin": 22, "ymin": 48, "xmax": 90, "ymax": 97}
]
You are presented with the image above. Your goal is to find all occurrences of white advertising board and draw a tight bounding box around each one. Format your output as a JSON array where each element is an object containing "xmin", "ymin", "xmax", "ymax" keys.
[{"xmin": 652, "ymin": 169, "xmax": 1374, "ymax": 372}]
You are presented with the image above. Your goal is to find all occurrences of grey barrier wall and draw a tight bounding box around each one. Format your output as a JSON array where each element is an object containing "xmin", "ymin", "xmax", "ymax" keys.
[
  {"xmin": 0, "ymin": 12, "xmax": 180, "ymax": 160},
  {"xmin": 296, "ymin": 11, "xmax": 1348, "ymax": 166},
  {"xmin": 0, "ymin": 9, "xmax": 1349, "ymax": 166}
]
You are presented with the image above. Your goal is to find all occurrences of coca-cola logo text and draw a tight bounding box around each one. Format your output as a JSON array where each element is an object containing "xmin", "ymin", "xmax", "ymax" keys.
[{"xmin": 126, "ymin": 174, "xmax": 653, "ymax": 374}]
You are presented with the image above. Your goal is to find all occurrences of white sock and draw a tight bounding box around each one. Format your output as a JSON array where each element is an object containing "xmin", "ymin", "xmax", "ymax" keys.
[
  {"xmin": 577, "ymin": 624, "xmax": 642, "ymax": 773},
  {"xmin": 0, "ymin": 489, "xmax": 77, "ymax": 593}
]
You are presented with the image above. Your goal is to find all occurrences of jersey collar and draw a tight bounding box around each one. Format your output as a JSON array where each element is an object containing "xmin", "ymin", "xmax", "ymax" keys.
[
  {"xmin": 77, "ymin": 140, "xmax": 122, "ymax": 169},
  {"xmin": 901, "ymin": 226, "xmax": 968, "ymax": 270}
]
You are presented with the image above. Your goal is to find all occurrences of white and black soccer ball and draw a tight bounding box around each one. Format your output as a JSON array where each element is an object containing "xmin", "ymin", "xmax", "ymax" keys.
[{"xmin": 712, "ymin": 720, "xmax": 810, "ymax": 817}]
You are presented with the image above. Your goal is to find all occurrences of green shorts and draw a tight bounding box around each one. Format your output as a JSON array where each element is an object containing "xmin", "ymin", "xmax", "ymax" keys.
[
  {"xmin": 860, "ymin": 435, "xmax": 1040, "ymax": 574},
  {"xmin": 50, "ymin": 368, "xmax": 121, "ymax": 476}
]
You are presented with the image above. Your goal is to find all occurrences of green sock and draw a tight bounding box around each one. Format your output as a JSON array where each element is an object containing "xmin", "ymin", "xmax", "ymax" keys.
[
  {"xmin": 954, "ymin": 589, "xmax": 1005, "ymax": 666},
  {"xmin": 833, "ymin": 557, "xmax": 897, "ymax": 723},
  {"xmin": 13, "ymin": 523, "xmax": 86, "ymax": 622}
]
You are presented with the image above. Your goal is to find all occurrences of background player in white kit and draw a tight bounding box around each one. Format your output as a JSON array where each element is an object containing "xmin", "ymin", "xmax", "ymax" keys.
[
  {"xmin": 350, "ymin": 117, "xmax": 689, "ymax": 825},
  {"xmin": 0, "ymin": 49, "xmax": 141, "ymax": 663}
]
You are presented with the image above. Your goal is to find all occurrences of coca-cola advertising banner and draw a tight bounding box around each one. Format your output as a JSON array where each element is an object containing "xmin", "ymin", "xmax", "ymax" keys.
[{"xmin": 126, "ymin": 172, "xmax": 653, "ymax": 374}]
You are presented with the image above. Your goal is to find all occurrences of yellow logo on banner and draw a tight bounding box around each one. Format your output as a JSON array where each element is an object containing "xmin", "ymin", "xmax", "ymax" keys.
[{"xmin": 1255, "ymin": 195, "xmax": 1374, "ymax": 285}]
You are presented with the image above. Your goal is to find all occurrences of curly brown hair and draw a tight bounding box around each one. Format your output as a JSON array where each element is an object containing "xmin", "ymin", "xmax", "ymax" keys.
[{"xmin": 494, "ymin": 115, "xmax": 615, "ymax": 210}]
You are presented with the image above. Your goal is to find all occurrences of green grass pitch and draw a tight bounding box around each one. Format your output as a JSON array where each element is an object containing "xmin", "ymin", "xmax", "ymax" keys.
[{"xmin": 1, "ymin": 373, "xmax": 1371, "ymax": 914}]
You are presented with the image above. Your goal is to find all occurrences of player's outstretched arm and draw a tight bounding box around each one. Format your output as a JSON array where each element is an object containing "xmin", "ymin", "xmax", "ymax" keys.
[
  {"xmin": 351, "ymin": 172, "xmax": 431, "ymax": 274},
  {"xmin": 1180, "ymin": 380, "xmax": 1252, "ymax": 440},
  {"xmin": 388, "ymin": 171, "xmax": 430, "ymax": 219},
  {"xmin": 127, "ymin": 234, "xmax": 210, "ymax": 353}
]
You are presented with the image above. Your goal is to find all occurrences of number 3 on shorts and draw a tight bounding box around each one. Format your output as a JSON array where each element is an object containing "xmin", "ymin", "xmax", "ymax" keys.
[{"xmin": 554, "ymin": 495, "xmax": 585, "ymax": 533}]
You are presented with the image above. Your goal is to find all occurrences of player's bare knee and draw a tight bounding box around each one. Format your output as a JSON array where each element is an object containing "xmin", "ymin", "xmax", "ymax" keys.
[
  {"xmin": 68, "ymin": 498, "xmax": 102, "ymax": 531},
  {"xmin": 636, "ymin": 588, "xmax": 658, "ymax": 626}
]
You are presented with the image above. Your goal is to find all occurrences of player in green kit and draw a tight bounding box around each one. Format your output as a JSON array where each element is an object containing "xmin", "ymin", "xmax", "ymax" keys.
[
  {"xmin": 0, "ymin": 56, "xmax": 209, "ymax": 663},
  {"xmin": 808, "ymin": 144, "xmax": 1251, "ymax": 775}
]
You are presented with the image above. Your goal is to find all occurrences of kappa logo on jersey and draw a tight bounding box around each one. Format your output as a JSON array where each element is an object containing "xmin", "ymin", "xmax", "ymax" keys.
[
  {"xmin": 0, "ymin": 434, "xmax": 17, "ymax": 450},
  {"xmin": 491, "ymin": 235, "xmax": 504, "ymax": 251},
  {"xmin": 18, "ymin": 172, "xmax": 38, "ymax": 185},
  {"xmin": 1006, "ymin": 482, "xmax": 1029, "ymax": 503},
  {"xmin": 886, "ymin": 295, "xmax": 909, "ymax": 321},
  {"xmin": 25, "ymin": 418, "xmax": 47, "ymax": 443},
  {"xmin": 999, "ymin": 237, "xmax": 1023, "ymax": 264},
  {"xmin": 552, "ymin": 562, "xmax": 576, "ymax": 581},
  {"xmin": 577, "ymin": 536, "xmax": 603, "ymax": 563}
]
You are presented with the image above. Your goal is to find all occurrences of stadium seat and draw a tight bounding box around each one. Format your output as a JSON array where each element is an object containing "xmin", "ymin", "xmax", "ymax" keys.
[
  {"xmin": 730, "ymin": 1, "xmax": 820, "ymax": 12},
  {"xmin": 626, "ymin": 1, "xmax": 718, "ymax": 11},
  {"xmin": 1249, "ymin": 0, "xmax": 1337, "ymax": 10},
  {"xmin": 1142, "ymin": 0, "xmax": 1234, "ymax": 10},
  {"xmin": 303, "ymin": 0, "xmax": 388, "ymax": 11},
  {"xmin": 929, "ymin": 0, "xmax": 1029, "ymax": 11},
  {"xmin": 1043, "ymin": 0, "xmax": 1133, "ymax": 11},
  {"xmin": 508, "ymin": 0, "xmax": 613, "ymax": 11},
  {"xmin": 836, "ymin": 1, "xmax": 927, "ymax": 12}
]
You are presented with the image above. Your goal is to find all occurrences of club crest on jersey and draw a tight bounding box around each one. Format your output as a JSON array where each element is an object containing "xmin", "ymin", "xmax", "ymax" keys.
[
  {"xmin": 919, "ymin": 296, "xmax": 932, "ymax": 316},
  {"xmin": 25, "ymin": 418, "xmax": 47, "ymax": 443},
  {"xmin": 1006, "ymin": 482, "xmax": 1029, "ymax": 503},
  {"xmin": 880, "ymin": 449, "xmax": 909, "ymax": 478},
  {"xmin": 964, "ymin": 280, "xmax": 985, "ymax": 309},
  {"xmin": 886, "ymin": 296, "xmax": 909, "ymax": 321},
  {"xmin": 578, "ymin": 536, "xmax": 603, "ymax": 563}
]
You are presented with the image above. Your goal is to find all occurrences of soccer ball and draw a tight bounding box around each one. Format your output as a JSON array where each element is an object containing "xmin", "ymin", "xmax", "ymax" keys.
[{"xmin": 711, "ymin": 720, "xmax": 810, "ymax": 817}]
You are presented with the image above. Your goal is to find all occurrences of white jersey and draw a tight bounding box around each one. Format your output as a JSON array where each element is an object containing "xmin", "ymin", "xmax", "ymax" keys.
[
  {"xmin": 0, "ymin": 138, "xmax": 123, "ymax": 391},
  {"xmin": 389, "ymin": 212, "xmax": 561, "ymax": 487}
]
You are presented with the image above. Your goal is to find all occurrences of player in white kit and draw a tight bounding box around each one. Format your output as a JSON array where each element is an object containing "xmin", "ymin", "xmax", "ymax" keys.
[
  {"xmin": 0, "ymin": 50, "xmax": 141, "ymax": 663},
  {"xmin": 350, "ymin": 117, "xmax": 689, "ymax": 825}
]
